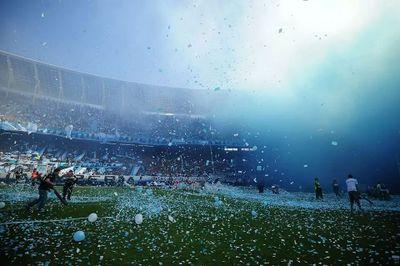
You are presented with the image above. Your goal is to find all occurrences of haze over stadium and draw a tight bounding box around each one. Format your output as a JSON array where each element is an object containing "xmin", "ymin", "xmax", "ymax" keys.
[
  {"xmin": 1, "ymin": 0, "xmax": 399, "ymax": 188},
  {"xmin": 0, "ymin": 1, "xmax": 400, "ymax": 265}
]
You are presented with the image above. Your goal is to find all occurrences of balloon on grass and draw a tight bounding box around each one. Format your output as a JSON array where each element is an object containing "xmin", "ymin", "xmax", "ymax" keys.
[
  {"xmin": 73, "ymin": 231, "xmax": 85, "ymax": 242},
  {"xmin": 88, "ymin": 213, "xmax": 98, "ymax": 222},
  {"xmin": 135, "ymin": 214, "xmax": 143, "ymax": 225}
]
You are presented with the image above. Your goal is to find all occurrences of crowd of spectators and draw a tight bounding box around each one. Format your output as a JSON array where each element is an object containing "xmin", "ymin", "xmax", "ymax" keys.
[
  {"xmin": 0, "ymin": 91, "xmax": 240, "ymax": 146},
  {"xmin": 0, "ymin": 138, "xmax": 244, "ymax": 180}
]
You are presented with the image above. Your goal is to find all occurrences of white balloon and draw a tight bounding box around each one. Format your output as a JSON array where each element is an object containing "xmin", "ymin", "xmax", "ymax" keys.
[
  {"xmin": 73, "ymin": 231, "xmax": 85, "ymax": 242},
  {"xmin": 134, "ymin": 214, "xmax": 143, "ymax": 225},
  {"xmin": 0, "ymin": 202, "xmax": 5, "ymax": 209},
  {"xmin": 168, "ymin": 215, "xmax": 176, "ymax": 223},
  {"xmin": 214, "ymin": 200, "xmax": 222, "ymax": 207},
  {"xmin": 88, "ymin": 213, "xmax": 98, "ymax": 223}
]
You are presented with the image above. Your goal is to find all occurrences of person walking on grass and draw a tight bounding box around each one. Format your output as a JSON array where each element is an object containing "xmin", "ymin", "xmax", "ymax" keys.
[
  {"xmin": 26, "ymin": 167, "xmax": 62, "ymax": 213},
  {"xmin": 314, "ymin": 177, "xmax": 323, "ymax": 199},
  {"xmin": 346, "ymin": 174, "xmax": 362, "ymax": 213},
  {"xmin": 62, "ymin": 170, "xmax": 77, "ymax": 201},
  {"xmin": 332, "ymin": 179, "xmax": 341, "ymax": 198}
]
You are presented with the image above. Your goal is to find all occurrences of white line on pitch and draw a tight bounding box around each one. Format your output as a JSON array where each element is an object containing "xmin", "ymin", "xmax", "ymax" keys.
[{"xmin": 0, "ymin": 216, "xmax": 115, "ymax": 225}]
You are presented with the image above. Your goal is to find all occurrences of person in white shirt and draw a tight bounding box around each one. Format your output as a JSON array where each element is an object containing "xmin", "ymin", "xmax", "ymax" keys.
[{"xmin": 346, "ymin": 174, "xmax": 362, "ymax": 213}]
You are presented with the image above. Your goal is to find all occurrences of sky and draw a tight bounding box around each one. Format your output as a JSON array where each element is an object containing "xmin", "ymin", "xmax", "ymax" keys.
[
  {"xmin": 1, "ymin": 0, "xmax": 400, "ymax": 188},
  {"xmin": 0, "ymin": 0, "xmax": 399, "ymax": 92}
]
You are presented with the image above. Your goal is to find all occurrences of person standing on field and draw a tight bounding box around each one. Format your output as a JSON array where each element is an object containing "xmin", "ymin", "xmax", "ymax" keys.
[
  {"xmin": 62, "ymin": 170, "xmax": 77, "ymax": 201},
  {"xmin": 314, "ymin": 177, "xmax": 323, "ymax": 199},
  {"xmin": 332, "ymin": 179, "xmax": 341, "ymax": 198},
  {"xmin": 346, "ymin": 174, "xmax": 362, "ymax": 213}
]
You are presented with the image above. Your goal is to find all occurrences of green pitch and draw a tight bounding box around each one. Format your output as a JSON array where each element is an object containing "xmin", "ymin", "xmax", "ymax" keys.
[{"xmin": 0, "ymin": 185, "xmax": 399, "ymax": 265}]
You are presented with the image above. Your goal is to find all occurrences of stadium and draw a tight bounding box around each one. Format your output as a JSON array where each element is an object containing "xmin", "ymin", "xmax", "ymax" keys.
[
  {"xmin": 0, "ymin": 50, "xmax": 255, "ymax": 184},
  {"xmin": 1, "ymin": 1, "xmax": 400, "ymax": 265}
]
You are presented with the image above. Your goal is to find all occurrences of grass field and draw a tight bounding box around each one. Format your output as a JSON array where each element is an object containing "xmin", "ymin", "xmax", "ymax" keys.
[{"xmin": 1, "ymin": 184, "xmax": 399, "ymax": 265}]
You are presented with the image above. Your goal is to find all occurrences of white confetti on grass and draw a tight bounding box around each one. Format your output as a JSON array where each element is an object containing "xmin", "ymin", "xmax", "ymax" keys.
[
  {"xmin": 0, "ymin": 185, "xmax": 399, "ymax": 265},
  {"xmin": 201, "ymin": 184, "xmax": 400, "ymax": 212}
]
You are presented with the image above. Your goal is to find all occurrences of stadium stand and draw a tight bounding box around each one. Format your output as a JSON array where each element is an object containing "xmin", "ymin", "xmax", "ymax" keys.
[{"xmin": 0, "ymin": 50, "xmax": 255, "ymax": 184}]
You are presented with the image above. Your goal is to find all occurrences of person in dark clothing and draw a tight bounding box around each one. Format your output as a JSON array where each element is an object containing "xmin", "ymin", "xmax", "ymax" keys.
[
  {"xmin": 62, "ymin": 170, "xmax": 77, "ymax": 201},
  {"xmin": 332, "ymin": 179, "xmax": 341, "ymax": 197},
  {"xmin": 314, "ymin": 177, "xmax": 323, "ymax": 199},
  {"xmin": 117, "ymin": 175, "xmax": 125, "ymax": 186},
  {"xmin": 256, "ymin": 177, "xmax": 265, "ymax": 193},
  {"xmin": 257, "ymin": 183, "xmax": 264, "ymax": 193},
  {"xmin": 271, "ymin": 185, "xmax": 280, "ymax": 194},
  {"xmin": 26, "ymin": 168, "xmax": 61, "ymax": 212},
  {"xmin": 15, "ymin": 169, "xmax": 22, "ymax": 183}
]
